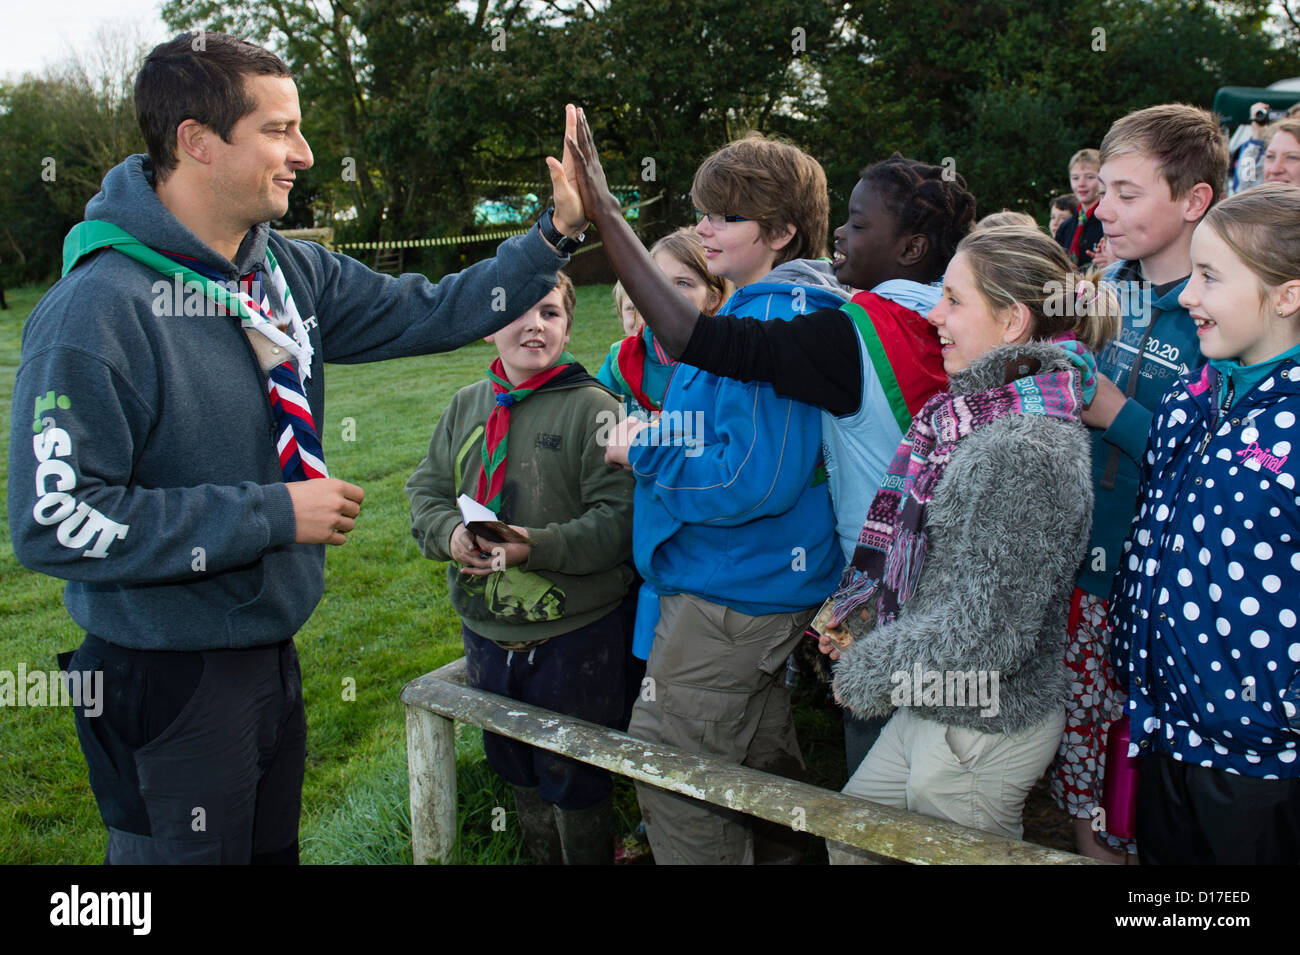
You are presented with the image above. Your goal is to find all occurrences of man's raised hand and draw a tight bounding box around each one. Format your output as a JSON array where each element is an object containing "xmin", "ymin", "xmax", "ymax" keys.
[
  {"xmin": 546, "ymin": 104, "xmax": 589, "ymax": 238},
  {"xmin": 287, "ymin": 478, "xmax": 365, "ymax": 545}
]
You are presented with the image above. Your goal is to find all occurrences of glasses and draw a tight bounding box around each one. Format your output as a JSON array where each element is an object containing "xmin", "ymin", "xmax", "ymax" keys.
[{"xmin": 694, "ymin": 210, "xmax": 750, "ymax": 229}]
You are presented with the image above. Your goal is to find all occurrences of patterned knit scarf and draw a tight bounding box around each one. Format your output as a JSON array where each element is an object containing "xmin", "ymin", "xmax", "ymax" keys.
[
  {"xmin": 476, "ymin": 353, "xmax": 575, "ymax": 512},
  {"xmin": 828, "ymin": 354, "xmax": 1086, "ymax": 628}
]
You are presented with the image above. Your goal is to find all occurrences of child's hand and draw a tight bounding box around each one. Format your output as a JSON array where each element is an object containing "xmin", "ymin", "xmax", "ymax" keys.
[
  {"xmin": 492, "ymin": 526, "xmax": 533, "ymax": 571},
  {"xmin": 450, "ymin": 522, "xmax": 494, "ymax": 571},
  {"xmin": 604, "ymin": 416, "xmax": 649, "ymax": 469},
  {"xmin": 817, "ymin": 631, "xmax": 844, "ymax": 662},
  {"xmin": 451, "ymin": 523, "xmax": 533, "ymax": 577},
  {"xmin": 565, "ymin": 104, "xmax": 623, "ymax": 225},
  {"xmin": 1089, "ymin": 237, "xmax": 1117, "ymax": 270},
  {"xmin": 1081, "ymin": 371, "xmax": 1126, "ymax": 429},
  {"xmin": 545, "ymin": 104, "xmax": 589, "ymax": 239}
]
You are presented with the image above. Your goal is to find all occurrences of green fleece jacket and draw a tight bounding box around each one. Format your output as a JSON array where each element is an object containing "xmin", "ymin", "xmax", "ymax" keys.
[{"xmin": 406, "ymin": 364, "xmax": 634, "ymax": 644}]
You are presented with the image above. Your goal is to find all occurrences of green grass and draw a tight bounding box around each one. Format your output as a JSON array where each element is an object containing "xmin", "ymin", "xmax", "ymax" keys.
[
  {"xmin": 0, "ymin": 278, "xmax": 635, "ymax": 865},
  {"xmin": 1, "ymin": 276, "xmax": 851, "ymax": 865}
]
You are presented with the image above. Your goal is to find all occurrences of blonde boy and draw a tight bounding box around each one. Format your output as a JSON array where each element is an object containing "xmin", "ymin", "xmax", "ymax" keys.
[{"xmin": 1054, "ymin": 148, "xmax": 1104, "ymax": 267}]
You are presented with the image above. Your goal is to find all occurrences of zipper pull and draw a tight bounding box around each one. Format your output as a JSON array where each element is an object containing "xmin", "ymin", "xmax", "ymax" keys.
[{"xmin": 1197, "ymin": 377, "xmax": 1235, "ymax": 456}]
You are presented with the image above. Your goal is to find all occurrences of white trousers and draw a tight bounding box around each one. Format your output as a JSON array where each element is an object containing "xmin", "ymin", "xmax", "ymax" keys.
[{"xmin": 828, "ymin": 705, "xmax": 1065, "ymax": 863}]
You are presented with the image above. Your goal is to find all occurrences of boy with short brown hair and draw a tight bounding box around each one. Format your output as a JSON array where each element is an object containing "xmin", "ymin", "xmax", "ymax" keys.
[
  {"xmin": 602, "ymin": 132, "xmax": 844, "ymax": 865},
  {"xmin": 1053, "ymin": 103, "xmax": 1229, "ymax": 862},
  {"xmin": 1049, "ymin": 193, "xmax": 1076, "ymax": 237},
  {"xmin": 406, "ymin": 271, "xmax": 634, "ymax": 864},
  {"xmin": 689, "ymin": 131, "xmax": 831, "ymax": 265}
]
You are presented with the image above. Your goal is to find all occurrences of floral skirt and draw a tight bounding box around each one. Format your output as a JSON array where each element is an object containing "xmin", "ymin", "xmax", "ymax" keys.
[{"xmin": 1050, "ymin": 587, "xmax": 1137, "ymax": 854}]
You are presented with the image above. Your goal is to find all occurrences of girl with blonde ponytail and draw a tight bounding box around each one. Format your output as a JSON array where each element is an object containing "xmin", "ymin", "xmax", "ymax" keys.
[
  {"xmin": 958, "ymin": 224, "xmax": 1121, "ymax": 353},
  {"xmin": 822, "ymin": 224, "xmax": 1102, "ymax": 857}
]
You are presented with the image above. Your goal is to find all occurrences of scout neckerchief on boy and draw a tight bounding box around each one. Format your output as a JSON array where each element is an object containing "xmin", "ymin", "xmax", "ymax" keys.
[
  {"xmin": 1068, "ymin": 200, "xmax": 1099, "ymax": 262},
  {"xmin": 62, "ymin": 220, "xmax": 325, "ymax": 481},
  {"xmin": 614, "ymin": 332, "xmax": 675, "ymax": 413},
  {"xmin": 476, "ymin": 353, "xmax": 576, "ymax": 512},
  {"xmin": 828, "ymin": 341, "xmax": 1093, "ymax": 628},
  {"xmin": 840, "ymin": 291, "xmax": 949, "ymax": 432}
]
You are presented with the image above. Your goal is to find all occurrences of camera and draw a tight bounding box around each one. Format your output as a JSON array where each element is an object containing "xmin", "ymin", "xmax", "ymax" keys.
[{"xmin": 1253, "ymin": 108, "xmax": 1271, "ymax": 124}]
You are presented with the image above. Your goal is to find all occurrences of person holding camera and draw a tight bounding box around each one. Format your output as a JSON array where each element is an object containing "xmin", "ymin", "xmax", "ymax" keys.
[{"xmin": 1228, "ymin": 100, "xmax": 1278, "ymax": 195}]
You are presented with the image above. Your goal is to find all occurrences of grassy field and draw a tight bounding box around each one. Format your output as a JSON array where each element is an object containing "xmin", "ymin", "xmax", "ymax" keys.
[
  {"xmin": 1, "ymin": 273, "xmax": 855, "ymax": 865},
  {"xmin": 0, "ymin": 276, "xmax": 651, "ymax": 864}
]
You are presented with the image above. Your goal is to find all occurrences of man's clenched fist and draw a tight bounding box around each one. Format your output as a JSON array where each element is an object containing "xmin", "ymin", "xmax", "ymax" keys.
[{"xmin": 287, "ymin": 478, "xmax": 365, "ymax": 545}]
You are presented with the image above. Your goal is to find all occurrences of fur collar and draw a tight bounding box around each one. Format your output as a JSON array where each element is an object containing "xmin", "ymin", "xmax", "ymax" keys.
[{"xmin": 947, "ymin": 340, "xmax": 1080, "ymax": 395}]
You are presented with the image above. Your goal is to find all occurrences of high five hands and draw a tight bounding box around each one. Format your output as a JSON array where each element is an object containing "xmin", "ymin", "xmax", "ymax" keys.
[
  {"xmin": 562, "ymin": 104, "xmax": 623, "ymax": 228},
  {"xmin": 544, "ymin": 105, "xmax": 592, "ymax": 239}
]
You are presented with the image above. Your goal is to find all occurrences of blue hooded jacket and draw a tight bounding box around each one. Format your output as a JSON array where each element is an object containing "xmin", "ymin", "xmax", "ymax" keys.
[
  {"xmin": 1110, "ymin": 360, "xmax": 1300, "ymax": 777},
  {"xmin": 628, "ymin": 260, "xmax": 844, "ymax": 648},
  {"xmin": 1076, "ymin": 259, "xmax": 1205, "ymax": 598}
]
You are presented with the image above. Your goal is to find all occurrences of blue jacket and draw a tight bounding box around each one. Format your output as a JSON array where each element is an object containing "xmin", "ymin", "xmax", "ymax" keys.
[
  {"xmin": 1109, "ymin": 361, "xmax": 1300, "ymax": 777},
  {"xmin": 628, "ymin": 261, "xmax": 842, "ymax": 621},
  {"xmin": 1076, "ymin": 260, "xmax": 1205, "ymax": 598}
]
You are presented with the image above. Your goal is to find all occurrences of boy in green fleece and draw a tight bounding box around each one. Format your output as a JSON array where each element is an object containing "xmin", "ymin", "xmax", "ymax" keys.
[{"xmin": 406, "ymin": 272, "xmax": 634, "ymax": 864}]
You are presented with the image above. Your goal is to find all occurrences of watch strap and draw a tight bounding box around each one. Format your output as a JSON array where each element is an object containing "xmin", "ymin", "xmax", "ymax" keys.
[{"xmin": 538, "ymin": 206, "xmax": 584, "ymax": 254}]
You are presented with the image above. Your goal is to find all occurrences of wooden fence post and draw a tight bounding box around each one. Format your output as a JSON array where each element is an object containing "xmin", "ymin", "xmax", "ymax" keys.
[{"xmin": 405, "ymin": 703, "xmax": 457, "ymax": 865}]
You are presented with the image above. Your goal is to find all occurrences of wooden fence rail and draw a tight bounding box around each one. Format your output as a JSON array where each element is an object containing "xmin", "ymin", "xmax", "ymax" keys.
[{"xmin": 402, "ymin": 656, "xmax": 1095, "ymax": 865}]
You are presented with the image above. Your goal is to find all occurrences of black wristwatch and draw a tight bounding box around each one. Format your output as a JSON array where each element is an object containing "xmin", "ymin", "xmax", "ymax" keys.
[{"xmin": 537, "ymin": 206, "xmax": 585, "ymax": 255}]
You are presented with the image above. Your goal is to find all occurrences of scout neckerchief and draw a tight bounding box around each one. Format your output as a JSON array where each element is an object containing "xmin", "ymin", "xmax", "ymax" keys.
[
  {"xmin": 475, "ymin": 353, "xmax": 576, "ymax": 512},
  {"xmin": 62, "ymin": 220, "xmax": 325, "ymax": 481},
  {"xmin": 615, "ymin": 331, "xmax": 675, "ymax": 413},
  {"xmin": 840, "ymin": 290, "xmax": 948, "ymax": 432},
  {"xmin": 828, "ymin": 341, "xmax": 1092, "ymax": 628},
  {"xmin": 1069, "ymin": 200, "xmax": 1100, "ymax": 263}
]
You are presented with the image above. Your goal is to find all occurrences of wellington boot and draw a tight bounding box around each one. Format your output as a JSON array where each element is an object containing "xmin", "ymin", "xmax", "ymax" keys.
[
  {"xmin": 510, "ymin": 785, "xmax": 562, "ymax": 865},
  {"xmin": 555, "ymin": 796, "xmax": 614, "ymax": 865}
]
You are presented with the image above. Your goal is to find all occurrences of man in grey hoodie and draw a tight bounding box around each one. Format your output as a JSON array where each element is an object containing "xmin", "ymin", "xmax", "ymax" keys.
[{"xmin": 7, "ymin": 33, "xmax": 586, "ymax": 864}]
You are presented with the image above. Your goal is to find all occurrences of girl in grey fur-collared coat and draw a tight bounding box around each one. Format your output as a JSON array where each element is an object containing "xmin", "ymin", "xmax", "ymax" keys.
[
  {"xmin": 832, "ymin": 339, "xmax": 1092, "ymax": 734},
  {"xmin": 826, "ymin": 226, "xmax": 1118, "ymax": 853}
]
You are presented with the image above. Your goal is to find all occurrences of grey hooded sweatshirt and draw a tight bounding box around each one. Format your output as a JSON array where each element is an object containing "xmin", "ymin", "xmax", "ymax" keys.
[{"xmin": 8, "ymin": 154, "xmax": 567, "ymax": 650}]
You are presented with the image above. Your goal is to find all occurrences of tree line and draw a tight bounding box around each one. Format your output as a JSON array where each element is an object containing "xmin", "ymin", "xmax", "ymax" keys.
[{"xmin": 2, "ymin": 0, "xmax": 1298, "ymax": 286}]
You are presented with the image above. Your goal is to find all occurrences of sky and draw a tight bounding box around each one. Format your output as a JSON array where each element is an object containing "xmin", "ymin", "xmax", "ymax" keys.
[{"xmin": 1, "ymin": 0, "xmax": 171, "ymax": 82}]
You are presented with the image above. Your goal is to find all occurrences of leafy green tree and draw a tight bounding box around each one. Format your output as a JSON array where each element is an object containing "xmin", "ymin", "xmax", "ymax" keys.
[
  {"xmin": 812, "ymin": 0, "xmax": 1300, "ymax": 220},
  {"xmin": 0, "ymin": 44, "xmax": 144, "ymax": 286},
  {"xmin": 161, "ymin": 0, "xmax": 839, "ymax": 273},
  {"xmin": 7, "ymin": 0, "xmax": 1299, "ymax": 284}
]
